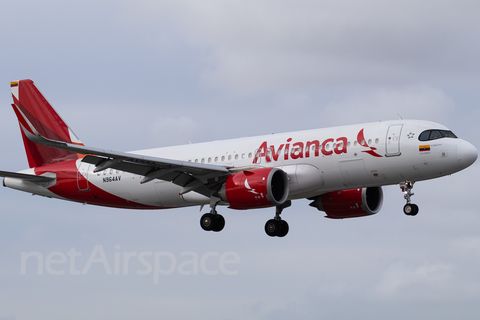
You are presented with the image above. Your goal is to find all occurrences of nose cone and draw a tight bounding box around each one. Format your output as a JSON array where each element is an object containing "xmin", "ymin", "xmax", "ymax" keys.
[{"xmin": 457, "ymin": 141, "xmax": 478, "ymax": 168}]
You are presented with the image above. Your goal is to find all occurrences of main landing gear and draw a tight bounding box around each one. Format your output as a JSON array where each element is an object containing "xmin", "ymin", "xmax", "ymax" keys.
[
  {"xmin": 200, "ymin": 197, "xmax": 225, "ymax": 232},
  {"xmin": 199, "ymin": 198, "xmax": 292, "ymax": 237},
  {"xmin": 265, "ymin": 201, "xmax": 291, "ymax": 237},
  {"xmin": 400, "ymin": 181, "xmax": 419, "ymax": 216},
  {"xmin": 200, "ymin": 212, "xmax": 225, "ymax": 232}
]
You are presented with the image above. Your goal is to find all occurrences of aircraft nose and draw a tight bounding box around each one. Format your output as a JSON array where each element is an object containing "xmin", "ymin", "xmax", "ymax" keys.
[{"xmin": 457, "ymin": 141, "xmax": 478, "ymax": 168}]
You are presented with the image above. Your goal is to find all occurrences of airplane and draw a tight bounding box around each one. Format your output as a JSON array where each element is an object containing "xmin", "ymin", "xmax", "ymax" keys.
[{"xmin": 1, "ymin": 79, "xmax": 477, "ymax": 237}]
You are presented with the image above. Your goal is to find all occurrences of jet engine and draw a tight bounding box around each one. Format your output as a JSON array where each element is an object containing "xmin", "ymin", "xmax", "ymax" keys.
[
  {"xmin": 310, "ymin": 187, "xmax": 383, "ymax": 219},
  {"xmin": 219, "ymin": 167, "xmax": 289, "ymax": 209}
]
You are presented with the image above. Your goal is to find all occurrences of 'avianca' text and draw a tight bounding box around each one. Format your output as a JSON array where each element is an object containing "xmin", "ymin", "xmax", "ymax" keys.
[{"xmin": 253, "ymin": 137, "xmax": 348, "ymax": 163}]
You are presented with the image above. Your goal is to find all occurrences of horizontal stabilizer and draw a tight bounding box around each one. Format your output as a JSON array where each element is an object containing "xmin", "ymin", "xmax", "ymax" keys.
[{"xmin": 0, "ymin": 170, "xmax": 55, "ymax": 183}]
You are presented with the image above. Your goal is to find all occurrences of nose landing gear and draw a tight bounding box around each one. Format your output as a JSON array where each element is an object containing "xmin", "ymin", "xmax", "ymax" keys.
[{"xmin": 400, "ymin": 181, "xmax": 419, "ymax": 216}]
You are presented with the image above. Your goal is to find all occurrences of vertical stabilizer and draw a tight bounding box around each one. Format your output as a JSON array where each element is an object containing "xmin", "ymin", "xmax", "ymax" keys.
[{"xmin": 10, "ymin": 79, "xmax": 84, "ymax": 168}]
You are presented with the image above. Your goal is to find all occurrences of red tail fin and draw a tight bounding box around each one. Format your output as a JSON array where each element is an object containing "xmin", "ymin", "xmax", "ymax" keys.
[{"xmin": 10, "ymin": 79, "xmax": 84, "ymax": 168}]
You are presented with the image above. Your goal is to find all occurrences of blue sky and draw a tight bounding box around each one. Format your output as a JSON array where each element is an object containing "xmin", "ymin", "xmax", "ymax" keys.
[{"xmin": 0, "ymin": 1, "xmax": 479, "ymax": 319}]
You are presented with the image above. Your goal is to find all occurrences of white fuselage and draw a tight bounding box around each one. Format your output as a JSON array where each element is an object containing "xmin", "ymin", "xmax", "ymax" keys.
[{"xmin": 6, "ymin": 119, "xmax": 476, "ymax": 209}]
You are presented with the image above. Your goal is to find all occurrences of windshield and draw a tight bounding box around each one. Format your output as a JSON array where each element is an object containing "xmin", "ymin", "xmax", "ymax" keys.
[{"xmin": 419, "ymin": 130, "xmax": 457, "ymax": 141}]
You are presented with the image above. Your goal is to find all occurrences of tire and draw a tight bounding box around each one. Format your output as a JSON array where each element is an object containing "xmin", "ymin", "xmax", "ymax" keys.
[
  {"xmin": 212, "ymin": 215, "xmax": 225, "ymax": 232},
  {"xmin": 200, "ymin": 213, "xmax": 215, "ymax": 231},
  {"xmin": 277, "ymin": 220, "xmax": 289, "ymax": 237},
  {"xmin": 265, "ymin": 219, "xmax": 280, "ymax": 237},
  {"xmin": 404, "ymin": 204, "xmax": 419, "ymax": 216},
  {"xmin": 403, "ymin": 204, "xmax": 413, "ymax": 215},
  {"xmin": 410, "ymin": 204, "xmax": 419, "ymax": 216}
]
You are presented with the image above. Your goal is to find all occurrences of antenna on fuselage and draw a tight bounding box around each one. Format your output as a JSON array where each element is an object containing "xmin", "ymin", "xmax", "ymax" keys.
[{"xmin": 397, "ymin": 113, "xmax": 403, "ymax": 120}]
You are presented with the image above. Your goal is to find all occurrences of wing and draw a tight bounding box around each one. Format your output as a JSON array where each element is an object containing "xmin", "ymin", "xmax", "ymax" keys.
[{"xmin": 18, "ymin": 119, "xmax": 232, "ymax": 197}]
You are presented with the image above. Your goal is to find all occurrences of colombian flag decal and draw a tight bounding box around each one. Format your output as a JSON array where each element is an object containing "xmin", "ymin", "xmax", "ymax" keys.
[
  {"xmin": 419, "ymin": 145, "xmax": 431, "ymax": 152},
  {"xmin": 10, "ymin": 81, "xmax": 18, "ymax": 87}
]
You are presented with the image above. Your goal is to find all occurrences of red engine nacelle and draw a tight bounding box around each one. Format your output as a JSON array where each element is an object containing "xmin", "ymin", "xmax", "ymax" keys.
[
  {"xmin": 310, "ymin": 187, "xmax": 383, "ymax": 219},
  {"xmin": 219, "ymin": 167, "xmax": 289, "ymax": 210}
]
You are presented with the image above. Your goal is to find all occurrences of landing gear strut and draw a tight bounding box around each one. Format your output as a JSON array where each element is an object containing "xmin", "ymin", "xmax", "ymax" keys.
[
  {"xmin": 400, "ymin": 181, "xmax": 419, "ymax": 216},
  {"xmin": 200, "ymin": 197, "xmax": 225, "ymax": 232},
  {"xmin": 265, "ymin": 201, "xmax": 291, "ymax": 237}
]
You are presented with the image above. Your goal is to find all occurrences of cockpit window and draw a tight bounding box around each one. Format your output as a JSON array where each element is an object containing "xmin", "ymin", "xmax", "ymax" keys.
[
  {"xmin": 441, "ymin": 131, "xmax": 457, "ymax": 138},
  {"xmin": 418, "ymin": 130, "xmax": 458, "ymax": 141},
  {"xmin": 429, "ymin": 130, "xmax": 443, "ymax": 140},
  {"xmin": 419, "ymin": 131, "xmax": 430, "ymax": 141}
]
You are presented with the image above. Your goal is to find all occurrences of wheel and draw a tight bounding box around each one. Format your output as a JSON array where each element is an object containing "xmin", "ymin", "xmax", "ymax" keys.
[
  {"xmin": 200, "ymin": 213, "xmax": 215, "ymax": 231},
  {"xmin": 410, "ymin": 204, "xmax": 419, "ymax": 216},
  {"xmin": 212, "ymin": 214, "xmax": 225, "ymax": 232},
  {"xmin": 403, "ymin": 204, "xmax": 419, "ymax": 216},
  {"xmin": 277, "ymin": 220, "xmax": 289, "ymax": 237},
  {"xmin": 265, "ymin": 219, "xmax": 280, "ymax": 237}
]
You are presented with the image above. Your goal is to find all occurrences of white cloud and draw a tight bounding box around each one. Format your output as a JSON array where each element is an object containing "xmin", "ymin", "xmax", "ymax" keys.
[
  {"xmin": 321, "ymin": 85, "xmax": 457, "ymax": 125},
  {"xmin": 150, "ymin": 116, "xmax": 198, "ymax": 146},
  {"xmin": 374, "ymin": 263, "xmax": 452, "ymax": 297},
  {"xmin": 137, "ymin": 0, "xmax": 480, "ymax": 94},
  {"xmin": 450, "ymin": 237, "xmax": 480, "ymax": 259}
]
